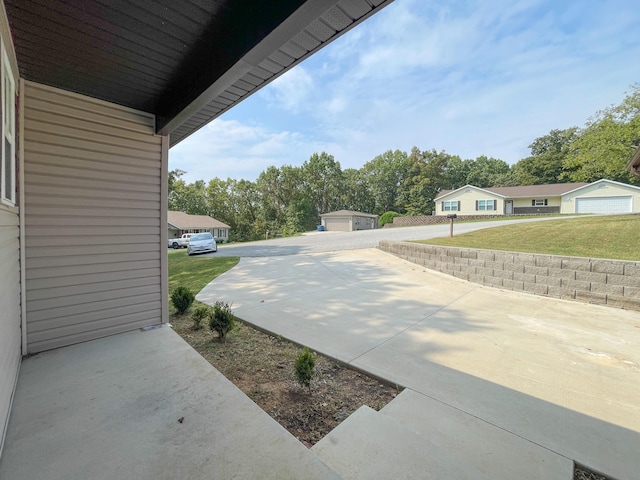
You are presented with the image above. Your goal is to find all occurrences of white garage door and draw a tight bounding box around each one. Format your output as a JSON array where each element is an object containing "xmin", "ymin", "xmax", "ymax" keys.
[
  {"xmin": 324, "ymin": 218, "xmax": 350, "ymax": 231},
  {"xmin": 575, "ymin": 196, "xmax": 632, "ymax": 214}
]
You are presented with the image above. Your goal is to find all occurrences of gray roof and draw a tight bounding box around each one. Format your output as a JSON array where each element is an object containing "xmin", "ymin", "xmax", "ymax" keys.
[
  {"xmin": 436, "ymin": 182, "xmax": 589, "ymax": 199},
  {"xmin": 320, "ymin": 210, "xmax": 378, "ymax": 218},
  {"xmin": 168, "ymin": 211, "xmax": 230, "ymax": 230}
]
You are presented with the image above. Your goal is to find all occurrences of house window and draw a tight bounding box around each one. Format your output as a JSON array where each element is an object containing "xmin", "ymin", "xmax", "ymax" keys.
[
  {"xmin": 532, "ymin": 199, "xmax": 548, "ymax": 206},
  {"xmin": 442, "ymin": 201, "xmax": 460, "ymax": 212},
  {"xmin": 0, "ymin": 42, "xmax": 16, "ymax": 206},
  {"xmin": 476, "ymin": 199, "xmax": 497, "ymax": 211}
]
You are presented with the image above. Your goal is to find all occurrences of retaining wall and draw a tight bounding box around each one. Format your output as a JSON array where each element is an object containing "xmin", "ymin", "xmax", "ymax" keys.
[
  {"xmin": 378, "ymin": 241, "xmax": 640, "ymax": 312},
  {"xmin": 386, "ymin": 214, "xmax": 541, "ymax": 228}
]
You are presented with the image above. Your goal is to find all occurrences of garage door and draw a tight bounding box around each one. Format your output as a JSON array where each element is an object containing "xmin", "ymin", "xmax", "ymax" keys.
[
  {"xmin": 575, "ymin": 196, "xmax": 632, "ymax": 214},
  {"xmin": 324, "ymin": 218, "xmax": 350, "ymax": 231}
]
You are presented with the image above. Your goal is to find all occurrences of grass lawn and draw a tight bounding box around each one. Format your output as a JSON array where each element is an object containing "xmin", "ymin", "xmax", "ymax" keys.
[
  {"xmin": 416, "ymin": 214, "xmax": 639, "ymax": 261},
  {"xmin": 168, "ymin": 249, "xmax": 239, "ymax": 296}
]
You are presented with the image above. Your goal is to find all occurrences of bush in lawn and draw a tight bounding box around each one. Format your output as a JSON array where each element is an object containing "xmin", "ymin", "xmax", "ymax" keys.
[
  {"xmin": 294, "ymin": 347, "xmax": 316, "ymax": 393},
  {"xmin": 379, "ymin": 211, "xmax": 402, "ymax": 226},
  {"xmin": 171, "ymin": 286, "xmax": 195, "ymax": 314},
  {"xmin": 191, "ymin": 305, "xmax": 210, "ymax": 330},
  {"xmin": 208, "ymin": 301, "xmax": 235, "ymax": 342}
]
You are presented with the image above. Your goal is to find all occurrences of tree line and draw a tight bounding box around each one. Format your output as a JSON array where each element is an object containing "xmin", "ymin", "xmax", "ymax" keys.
[{"xmin": 169, "ymin": 85, "xmax": 640, "ymax": 242}]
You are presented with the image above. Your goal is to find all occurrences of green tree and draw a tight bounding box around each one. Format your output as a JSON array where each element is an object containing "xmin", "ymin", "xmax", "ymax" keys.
[
  {"xmin": 397, "ymin": 148, "xmax": 452, "ymax": 215},
  {"xmin": 511, "ymin": 128, "xmax": 578, "ymax": 185},
  {"xmin": 282, "ymin": 198, "xmax": 316, "ymax": 235},
  {"xmin": 230, "ymin": 179, "xmax": 261, "ymax": 241},
  {"xmin": 465, "ymin": 156, "xmax": 510, "ymax": 187},
  {"xmin": 562, "ymin": 85, "xmax": 640, "ymax": 184},
  {"xmin": 168, "ymin": 169, "xmax": 186, "ymax": 198},
  {"xmin": 341, "ymin": 168, "xmax": 374, "ymax": 213},
  {"xmin": 360, "ymin": 150, "xmax": 410, "ymax": 214},
  {"xmin": 170, "ymin": 179, "xmax": 208, "ymax": 215},
  {"xmin": 441, "ymin": 156, "xmax": 471, "ymax": 190},
  {"xmin": 301, "ymin": 152, "xmax": 344, "ymax": 219},
  {"xmin": 256, "ymin": 166, "xmax": 287, "ymax": 229},
  {"xmin": 256, "ymin": 164, "xmax": 315, "ymax": 236},
  {"xmin": 205, "ymin": 177, "xmax": 234, "ymax": 224}
]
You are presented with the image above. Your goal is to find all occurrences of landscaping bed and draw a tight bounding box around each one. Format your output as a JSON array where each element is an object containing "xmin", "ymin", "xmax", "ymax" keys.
[{"xmin": 171, "ymin": 313, "xmax": 401, "ymax": 446}]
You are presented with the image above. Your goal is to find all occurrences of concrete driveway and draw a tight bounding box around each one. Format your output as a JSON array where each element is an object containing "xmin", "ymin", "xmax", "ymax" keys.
[
  {"xmin": 198, "ymin": 248, "xmax": 640, "ymax": 479},
  {"xmin": 211, "ymin": 217, "xmax": 575, "ymax": 257}
]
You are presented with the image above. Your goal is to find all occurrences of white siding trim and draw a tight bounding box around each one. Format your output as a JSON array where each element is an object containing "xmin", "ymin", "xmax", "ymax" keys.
[
  {"xmin": 0, "ymin": 208, "xmax": 21, "ymax": 457},
  {"xmin": 24, "ymin": 82, "xmax": 164, "ymax": 353},
  {"xmin": 19, "ymin": 78, "xmax": 26, "ymax": 353},
  {"xmin": 161, "ymin": 135, "xmax": 169, "ymax": 324},
  {"xmin": 0, "ymin": 8, "xmax": 20, "ymax": 457}
]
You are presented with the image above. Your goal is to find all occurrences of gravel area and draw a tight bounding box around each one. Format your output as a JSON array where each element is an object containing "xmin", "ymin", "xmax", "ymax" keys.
[{"xmin": 574, "ymin": 465, "xmax": 610, "ymax": 480}]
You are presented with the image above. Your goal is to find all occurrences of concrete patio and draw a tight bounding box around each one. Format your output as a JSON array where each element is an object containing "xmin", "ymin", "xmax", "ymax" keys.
[{"xmin": 0, "ymin": 325, "xmax": 339, "ymax": 480}]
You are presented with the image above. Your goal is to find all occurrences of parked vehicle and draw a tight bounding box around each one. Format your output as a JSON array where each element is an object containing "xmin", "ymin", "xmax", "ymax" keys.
[
  {"xmin": 187, "ymin": 232, "xmax": 217, "ymax": 256},
  {"xmin": 168, "ymin": 233, "xmax": 192, "ymax": 249}
]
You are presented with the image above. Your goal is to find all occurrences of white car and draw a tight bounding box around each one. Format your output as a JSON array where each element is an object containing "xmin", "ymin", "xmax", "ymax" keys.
[{"xmin": 187, "ymin": 232, "xmax": 217, "ymax": 255}]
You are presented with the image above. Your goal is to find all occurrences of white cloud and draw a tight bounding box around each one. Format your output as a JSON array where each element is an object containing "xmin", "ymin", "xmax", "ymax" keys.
[
  {"xmin": 258, "ymin": 66, "xmax": 314, "ymax": 113},
  {"xmin": 170, "ymin": 119, "xmax": 302, "ymax": 182},
  {"xmin": 171, "ymin": 0, "xmax": 640, "ymax": 182},
  {"xmin": 169, "ymin": 118, "xmax": 340, "ymax": 182}
]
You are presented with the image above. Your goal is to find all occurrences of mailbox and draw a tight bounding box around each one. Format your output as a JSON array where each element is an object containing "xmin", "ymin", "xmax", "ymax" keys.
[{"xmin": 446, "ymin": 214, "xmax": 457, "ymax": 219}]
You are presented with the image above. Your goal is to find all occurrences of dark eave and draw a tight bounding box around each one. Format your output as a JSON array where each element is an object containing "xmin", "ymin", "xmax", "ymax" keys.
[{"xmin": 5, "ymin": 0, "xmax": 393, "ymax": 147}]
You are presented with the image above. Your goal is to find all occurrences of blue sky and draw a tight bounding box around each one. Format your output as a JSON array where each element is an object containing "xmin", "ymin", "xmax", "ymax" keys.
[{"xmin": 169, "ymin": 0, "xmax": 640, "ymax": 183}]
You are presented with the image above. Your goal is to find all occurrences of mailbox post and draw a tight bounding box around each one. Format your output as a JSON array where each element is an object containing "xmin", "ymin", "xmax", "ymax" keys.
[{"xmin": 446, "ymin": 214, "xmax": 457, "ymax": 237}]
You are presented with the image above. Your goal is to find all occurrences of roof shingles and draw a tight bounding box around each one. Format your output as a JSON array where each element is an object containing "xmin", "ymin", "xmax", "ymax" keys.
[
  {"xmin": 320, "ymin": 210, "xmax": 378, "ymax": 218},
  {"xmin": 167, "ymin": 211, "xmax": 230, "ymax": 229},
  {"xmin": 436, "ymin": 183, "xmax": 589, "ymax": 199}
]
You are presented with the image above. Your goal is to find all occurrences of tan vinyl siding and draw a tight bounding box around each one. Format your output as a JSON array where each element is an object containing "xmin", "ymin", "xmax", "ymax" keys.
[
  {"xmin": 436, "ymin": 187, "xmax": 503, "ymax": 215},
  {"xmin": 23, "ymin": 81, "xmax": 164, "ymax": 353},
  {"xmin": 561, "ymin": 181, "xmax": 640, "ymax": 214},
  {"xmin": 0, "ymin": 207, "xmax": 21, "ymax": 453}
]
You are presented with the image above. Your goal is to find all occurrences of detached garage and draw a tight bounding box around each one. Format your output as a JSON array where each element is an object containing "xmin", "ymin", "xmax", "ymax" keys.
[
  {"xmin": 562, "ymin": 180, "xmax": 640, "ymax": 214},
  {"xmin": 320, "ymin": 210, "xmax": 378, "ymax": 232}
]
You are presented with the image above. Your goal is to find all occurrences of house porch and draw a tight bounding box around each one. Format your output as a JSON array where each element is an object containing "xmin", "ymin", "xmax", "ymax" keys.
[{"xmin": 0, "ymin": 325, "xmax": 337, "ymax": 479}]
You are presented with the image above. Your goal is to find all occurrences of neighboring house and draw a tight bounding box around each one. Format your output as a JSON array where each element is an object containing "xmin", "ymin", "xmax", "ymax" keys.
[
  {"xmin": 0, "ymin": 0, "xmax": 392, "ymax": 459},
  {"xmin": 168, "ymin": 211, "xmax": 230, "ymax": 242},
  {"xmin": 435, "ymin": 180, "xmax": 640, "ymax": 216},
  {"xmin": 320, "ymin": 210, "xmax": 378, "ymax": 232}
]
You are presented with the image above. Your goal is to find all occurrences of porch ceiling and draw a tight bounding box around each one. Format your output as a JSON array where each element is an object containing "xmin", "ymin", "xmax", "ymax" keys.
[{"xmin": 5, "ymin": 0, "xmax": 392, "ymax": 147}]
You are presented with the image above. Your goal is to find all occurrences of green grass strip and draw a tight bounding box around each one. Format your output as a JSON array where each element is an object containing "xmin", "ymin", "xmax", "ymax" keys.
[{"xmin": 415, "ymin": 215, "xmax": 639, "ymax": 261}]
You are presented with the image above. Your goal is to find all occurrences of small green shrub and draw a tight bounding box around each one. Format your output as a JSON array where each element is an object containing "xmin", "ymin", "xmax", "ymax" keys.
[
  {"xmin": 208, "ymin": 301, "xmax": 236, "ymax": 342},
  {"xmin": 171, "ymin": 286, "xmax": 195, "ymax": 314},
  {"xmin": 191, "ymin": 305, "xmax": 210, "ymax": 330},
  {"xmin": 294, "ymin": 347, "xmax": 316, "ymax": 393},
  {"xmin": 379, "ymin": 211, "xmax": 402, "ymax": 226}
]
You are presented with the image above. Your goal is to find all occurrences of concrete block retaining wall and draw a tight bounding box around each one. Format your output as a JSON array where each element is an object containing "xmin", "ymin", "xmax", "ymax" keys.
[
  {"xmin": 385, "ymin": 214, "xmax": 543, "ymax": 228},
  {"xmin": 378, "ymin": 241, "xmax": 640, "ymax": 312}
]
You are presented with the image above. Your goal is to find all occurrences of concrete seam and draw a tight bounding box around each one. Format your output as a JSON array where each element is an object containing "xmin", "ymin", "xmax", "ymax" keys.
[
  {"xmin": 347, "ymin": 285, "xmax": 481, "ymax": 364},
  {"xmin": 401, "ymin": 388, "xmax": 575, "ymax": 463}
]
